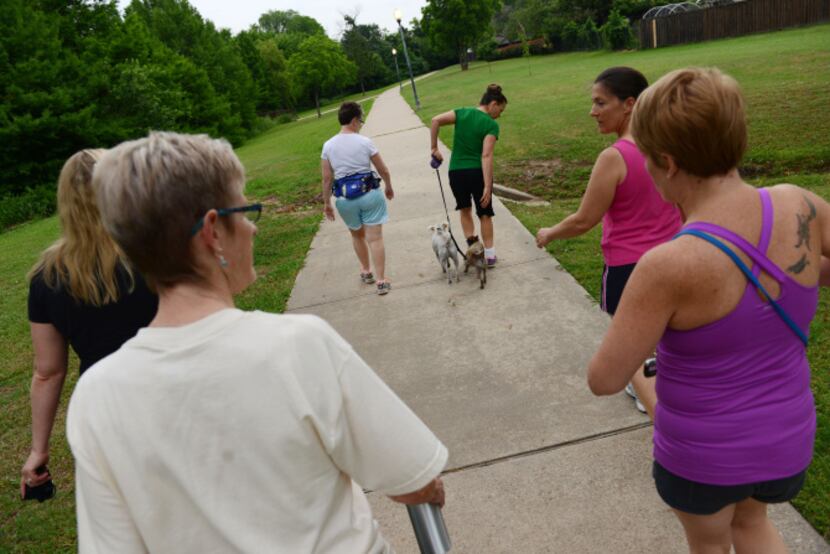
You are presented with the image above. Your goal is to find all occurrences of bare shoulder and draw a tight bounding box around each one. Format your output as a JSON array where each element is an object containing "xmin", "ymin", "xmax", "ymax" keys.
[
  {"xmin": 635, "ymin": 239, "xmax": 701, "ymax": 290},
  {"xmin": 766, "ymin": 183, "xmax": 823, "ymax": 207},
  {"xmin": 596, "ymin": 146, "xmax": 624, "ymax": 165},
  {"xmin": 593, "ymin": 146, "xmax": 625, "ymax": 175},
  {"xmin": 589, "ymin": 146, "xmax": 625, "ymax": 184}
]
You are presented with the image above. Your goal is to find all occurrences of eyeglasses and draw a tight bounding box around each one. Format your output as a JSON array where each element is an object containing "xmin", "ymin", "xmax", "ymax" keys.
[{"xmin": 190, "ymin": 203, "xmax": 263, "ymax": 236}]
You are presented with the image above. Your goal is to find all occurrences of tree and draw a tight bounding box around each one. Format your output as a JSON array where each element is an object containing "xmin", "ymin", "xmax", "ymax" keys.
[
  {"xmin": 600, "ymin": 8, "xmax": 635, "ymax": 50},
  {"xmin": 578, "ymin": 18, "xmax": 602, "ymax": 50},
  {"xmin": 258, "ymin": 10, "xmax": 325, "ymax": 36},
  {"xmin": 127, "ymin": 0, "xmax": 257, "ymax": 144},
  {"xmin": 421, "ymin": 0, "xmax": 501, "ymax": 70},
  {"xmin": 405, "ymin": 16, "xmax": 453, "ymax": 71},
  {"xmin": 287, "ymin": 35, "xmax": 356, "ymax": 118},
  {"xmin": 256, "ymin": 38, "xmax": 291, "ymax": 111},
  {"xmin": 341, "ymin": 16, "xmax": 391, "ymax": 95},
  {"xmin": 235, "ymin": 30, "xmax": 291, "ymax": 114}
]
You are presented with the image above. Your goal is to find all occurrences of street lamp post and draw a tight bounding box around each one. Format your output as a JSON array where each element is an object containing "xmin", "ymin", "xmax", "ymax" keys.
[
  {"xmin": 394, "ymin": 8, "xmax": 420, "ymax": 110},
  {"xmin": 391, "ymin": 48, "xmax": 402, "ymax": 91}
]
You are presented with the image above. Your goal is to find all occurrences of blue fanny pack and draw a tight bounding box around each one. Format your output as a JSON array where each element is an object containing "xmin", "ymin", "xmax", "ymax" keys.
[{"xmin": 333, "ymin": 172, "xmax": 380, "ymax": 199}]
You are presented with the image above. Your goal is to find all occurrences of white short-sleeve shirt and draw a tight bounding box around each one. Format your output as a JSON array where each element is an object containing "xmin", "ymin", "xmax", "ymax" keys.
[
  {"xmin": 321, "ymin": 133, "xmax": 379, "ymax": 180},
  {"xmin": 67, "ymin": 310, "xmax": 447, "ymax": 553}
]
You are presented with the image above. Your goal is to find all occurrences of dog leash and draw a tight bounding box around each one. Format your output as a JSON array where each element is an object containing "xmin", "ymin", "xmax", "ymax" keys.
[{"xmin": 431, "ymin": 156, "xmax": 467, "ymax": 260}]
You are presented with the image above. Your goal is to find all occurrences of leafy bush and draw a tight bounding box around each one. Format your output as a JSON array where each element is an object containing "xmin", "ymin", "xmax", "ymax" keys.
[
  {"xmin": 578, "ymin": 19, "xmax": 603, "ymax": 50},
  {"xmin": 560, "ymin": 21, "xmax": 582, "ymax": 50},
  {"xmin": 555, "ymin": 19, "xmax": 602, "ymax": 51},
  {"xmin": 601, "ymin": 9, "xmax": 636, "ymax": 50},
  {"xmin": 277, "ymin": 112, "xmax": 297, "ymax": 124},
  {"xmin": 0, "ymin": 184, "xmax": 57, "ymax": 231},
  {"xmin": 476, "ymin": 38, "xmax": 500, "ymax": 62},
  {"xmin": 496, "ymin": 40, "xmax": 550, "ymax": 60}
]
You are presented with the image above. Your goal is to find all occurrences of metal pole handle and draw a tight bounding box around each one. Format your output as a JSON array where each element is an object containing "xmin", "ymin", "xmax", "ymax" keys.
[{"xmin": 407, "ymin": 503, "xmax": 451, "ymax": 554}]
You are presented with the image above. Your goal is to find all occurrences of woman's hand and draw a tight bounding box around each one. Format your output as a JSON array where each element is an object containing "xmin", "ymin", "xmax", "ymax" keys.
[
  {"xmin": 323, "ymin": 202, "xmax": 335, "ymax": 221},
  {"xmin": 385, "ymin": 186, "xmax": 395, "ymax": 200},
  {"xmin": 20, "ymin": 449, "xmax": 50, "ymax": 498},
  {"xmin": 389, "ymin": 477, "xmax": 445, "ymax": 507},
  {"xmin": 536, "ymin": 228, "xmax": 553, "ymax": 248},
  {"xmin": 431, "ymin": 148, "xmax": 443, "ymax": 163},
  {"xmin": 480, "ymin": 186, "xmax": 492, "ymax": 209}
]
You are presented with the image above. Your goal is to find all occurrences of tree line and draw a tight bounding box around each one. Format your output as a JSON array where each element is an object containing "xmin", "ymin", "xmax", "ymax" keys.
[
  {"xmin": 1, "ymin": 0, "xmax": 670, "ymax": 221},
  {"xmin": 0, "ymin": 0, "xmax": 456, "ymax": 207},
  {"xmin": 488, "ymin": 0, "xmax": 672, "ymax": 54}
]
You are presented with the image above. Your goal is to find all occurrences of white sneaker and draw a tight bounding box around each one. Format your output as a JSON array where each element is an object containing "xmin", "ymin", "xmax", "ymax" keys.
[{"xmin": 625, "ymin": 383, "xmax": 647, "ymax": 414}]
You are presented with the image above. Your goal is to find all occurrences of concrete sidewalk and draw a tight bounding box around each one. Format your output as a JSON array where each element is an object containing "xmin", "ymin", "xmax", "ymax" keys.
[{"xmin": 286, "ymin": 89, "xmax": 828, "ymax": 553}]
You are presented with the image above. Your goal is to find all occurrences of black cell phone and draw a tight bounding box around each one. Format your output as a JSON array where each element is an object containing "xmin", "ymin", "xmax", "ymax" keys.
[
  {"xmin": 643, "ymin": 358, "xmax": 657, "ymax": 378},
  {"xmin": 22, "ymin": 465, "xmax": 56, "ymax": 502}
]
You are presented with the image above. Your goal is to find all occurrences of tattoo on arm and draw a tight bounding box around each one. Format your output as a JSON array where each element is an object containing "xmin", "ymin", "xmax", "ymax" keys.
[
  {"xmin": 787, "ymin": 254, "xmax": 809, "ymax": 274},
  {"xmin": 794, "ymin": 195, "xmax": 816, "ymax": 251}
]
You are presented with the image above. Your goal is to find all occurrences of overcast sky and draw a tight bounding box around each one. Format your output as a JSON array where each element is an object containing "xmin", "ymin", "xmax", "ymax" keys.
[{"xmin": 117, "ymin": 0, "xmax": 428, "ymax": 38}]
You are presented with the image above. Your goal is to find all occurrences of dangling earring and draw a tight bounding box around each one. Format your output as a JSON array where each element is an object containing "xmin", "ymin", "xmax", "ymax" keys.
[{"xmin": 218, "ymin": 255, "xmax": 229, "ymax": 268}]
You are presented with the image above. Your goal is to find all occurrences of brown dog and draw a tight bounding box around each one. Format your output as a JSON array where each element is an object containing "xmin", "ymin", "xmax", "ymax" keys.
[{"xmin": 463, "ymin": 236, "xmax": 486, "ymax": 289}]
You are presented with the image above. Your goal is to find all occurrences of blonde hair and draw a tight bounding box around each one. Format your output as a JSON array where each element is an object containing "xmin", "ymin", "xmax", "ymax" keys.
[
  {"xmin": 93, "ymin": 132, "xmax": 244, "ymax": 288},
  {"xmin": 28, "ymin": 149, "xmax": 134, "ymax": 306},
  {"xmin": 631, "ymin": 67, "xmax": 747, "ymax": 178}
]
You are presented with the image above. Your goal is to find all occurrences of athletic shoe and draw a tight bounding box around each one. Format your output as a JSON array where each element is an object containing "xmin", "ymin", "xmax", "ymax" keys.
[
  {"xmin": 625, "ymin": 383, "xmax": 647, "ymax": 414},
  {"xmin": 486, "ymin": 256, "xmax": 497, "ymax": 268},
  {"xmin": 360, "ymin": 271, "xmax": 375, "ymax": 284},
  {"xmin": 377, "ymin": 281, "xmax": 391, "ymax": 296}
]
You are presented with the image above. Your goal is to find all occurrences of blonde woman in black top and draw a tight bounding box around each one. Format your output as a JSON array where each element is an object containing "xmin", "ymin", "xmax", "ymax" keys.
[{"xmin": 20, "ymin": 149, "xmax": 157, "ymax": 497}]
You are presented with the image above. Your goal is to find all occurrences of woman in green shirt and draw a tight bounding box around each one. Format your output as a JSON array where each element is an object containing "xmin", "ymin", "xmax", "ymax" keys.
[{"xmin": 430, "ymin": 84, "xmax": 507, "ymax": 266}]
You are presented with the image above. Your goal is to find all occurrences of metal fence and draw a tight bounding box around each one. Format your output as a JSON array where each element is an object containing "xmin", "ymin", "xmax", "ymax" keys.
[{"xmin": 639, "ymin": 0, "xmax": 830, "ymax": 48}]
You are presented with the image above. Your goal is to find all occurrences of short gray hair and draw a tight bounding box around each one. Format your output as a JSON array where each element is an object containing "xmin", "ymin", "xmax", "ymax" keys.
[{"xmin": 93, "ymin": 132, "xmax": 245, "ymax": 288}]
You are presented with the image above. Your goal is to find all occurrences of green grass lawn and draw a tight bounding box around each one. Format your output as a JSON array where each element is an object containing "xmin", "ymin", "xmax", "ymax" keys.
[
  {"xmin": 296, "ymin": 84, "xmax": 392, "ymax": 119},
  {"xmin": 404, "ymin": 24, "xmax": 830, "ymax": 538},
  {"xmin": 3, "ymin": 22, "xmax": 829, "ymax": 549},
  {"xmin": 0, "ymin": 102, "xmax": 362, "ymax": 551}
]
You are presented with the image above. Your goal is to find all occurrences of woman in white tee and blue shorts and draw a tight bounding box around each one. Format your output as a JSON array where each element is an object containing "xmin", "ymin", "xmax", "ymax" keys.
[{"xmin": 322, "ymin": 102, "xmax": 395, "ymax": 295}]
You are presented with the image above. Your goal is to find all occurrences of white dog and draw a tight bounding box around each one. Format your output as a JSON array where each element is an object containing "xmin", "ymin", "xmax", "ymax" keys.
[{"xmin": 429, "ymin": 223, "xmax": 459, "ymax": 284}]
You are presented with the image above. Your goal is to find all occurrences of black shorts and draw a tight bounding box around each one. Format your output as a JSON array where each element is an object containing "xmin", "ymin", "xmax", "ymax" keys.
[
  {"xmin": 600, "ymin": 263, "xmax": 636, "ymax": 315},
  {"xmin": 448, "ymin": 168, "xmax": 495, "ymax": 218},
  {"xmin": 653, "ymin": 461, "xmax": 807, "ymax": 516}
]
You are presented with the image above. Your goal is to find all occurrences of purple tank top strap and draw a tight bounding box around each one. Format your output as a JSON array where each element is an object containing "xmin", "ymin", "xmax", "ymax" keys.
[{"xmin": 682, "ymin": 221, "xmax": 789, "ymax": 283}]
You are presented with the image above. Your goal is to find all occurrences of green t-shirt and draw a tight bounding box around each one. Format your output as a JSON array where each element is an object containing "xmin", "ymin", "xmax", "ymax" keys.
[{"xmin": 449, "ymin": 107, "xmax": 500, "ymax": 171}]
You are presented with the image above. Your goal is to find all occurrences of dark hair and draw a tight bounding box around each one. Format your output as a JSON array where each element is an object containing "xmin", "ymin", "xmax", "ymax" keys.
[
  {"xmin": 480, "ymin": 84, "xmax": 507, "ymax": 106},
  {"xmin": 594, "ymin": 67, "xmax": 649, "ymax": 101},
  {"xmin": 338, "ymin": 102, "xmax": 362, "ymax": 125}
]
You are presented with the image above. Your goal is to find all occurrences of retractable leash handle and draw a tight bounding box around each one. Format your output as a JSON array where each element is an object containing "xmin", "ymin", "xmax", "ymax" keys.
[{"xmin": 430, "ymin": 156, "xmax": 467, "ymax": 259}]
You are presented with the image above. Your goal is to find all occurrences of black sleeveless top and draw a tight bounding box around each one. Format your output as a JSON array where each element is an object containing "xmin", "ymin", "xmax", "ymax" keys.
[{"xmin": 28, "ymin": 265, "xmax": 158, "ymax": 374}]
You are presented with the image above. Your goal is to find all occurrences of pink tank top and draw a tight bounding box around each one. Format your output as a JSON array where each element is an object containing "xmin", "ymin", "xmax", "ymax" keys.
[{"xmin": 601, "ymin": 140, "xmax": 681, "ymax": 266}]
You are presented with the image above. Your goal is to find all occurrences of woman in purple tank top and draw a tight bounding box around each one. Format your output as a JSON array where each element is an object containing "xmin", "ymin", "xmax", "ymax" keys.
[
  {"xmin": 536, "ymin": 67, "xmax": 682, "ymax": 416},
  {"xmin": 587, "ymin": 68, "xmax": 826, "ymax": 553}
]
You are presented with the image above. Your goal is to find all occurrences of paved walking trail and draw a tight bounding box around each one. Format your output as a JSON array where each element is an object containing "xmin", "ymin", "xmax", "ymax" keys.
[{"xmin": 286, "ymin": 88, "xmax": 829, "ymax": 553}]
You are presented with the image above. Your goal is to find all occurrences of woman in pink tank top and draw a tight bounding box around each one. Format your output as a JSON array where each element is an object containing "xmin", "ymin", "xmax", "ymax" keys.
[
  {"xmin": 587, "ymin": 68, "xmax": 826, "ymax": 553},
  {"xmin": 537, "ymin": 67, "xmax": 681, "ymax": 415}
]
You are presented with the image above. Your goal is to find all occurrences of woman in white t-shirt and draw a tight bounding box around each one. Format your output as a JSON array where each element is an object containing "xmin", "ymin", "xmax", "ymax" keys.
[
  {"xmin": 67, "ymin": 131, "xmax": 447, "ymax": 553},
  {"xmin": 322, "ymin": 102, "xmax": 395, "ymax": 295}
]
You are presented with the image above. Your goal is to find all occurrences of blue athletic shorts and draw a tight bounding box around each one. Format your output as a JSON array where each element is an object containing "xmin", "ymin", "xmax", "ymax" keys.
[{"xmin": 335, "ymin": 188, "xmax": 388, "ymax": 230}]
